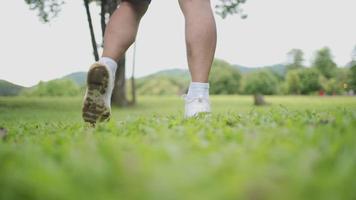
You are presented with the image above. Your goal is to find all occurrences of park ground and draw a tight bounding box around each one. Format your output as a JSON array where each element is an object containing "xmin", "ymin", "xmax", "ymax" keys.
[{"xmin": 0, "ymin": 96, "xmax": 356, "ymax": 200}]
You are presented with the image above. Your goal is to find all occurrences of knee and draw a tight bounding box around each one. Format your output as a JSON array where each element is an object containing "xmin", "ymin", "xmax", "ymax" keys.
[
  {"xmin": 179, "ymin": 0, "xmax": 211, "ymax": 16},
  {"xmin": 121, "ymin": 0, "xmax": 149, "ymax": 18}
]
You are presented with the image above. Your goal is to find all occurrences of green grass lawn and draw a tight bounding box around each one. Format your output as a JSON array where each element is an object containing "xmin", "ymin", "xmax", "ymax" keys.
[{"xmin": 0, "ymin": 96, "xmax": 356, "ymax": 200}]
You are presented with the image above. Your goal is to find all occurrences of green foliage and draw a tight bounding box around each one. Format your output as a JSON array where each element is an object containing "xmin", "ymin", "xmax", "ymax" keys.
[
  {"xmin": 320, "ymin": 78, "xmax": 341, "ymax": 95},
  {"xmin": 285, "ymin": 70, "xmax": 301, "ymax": 94},
  {"xmin": 313, "ymin": 47, "xmax": 337, "ymax": 79},
  {"xmin": 286, "ymin": 68, "xmax": 322, "ymax": 95},
  {"xmin": 348, "ymin": 64, "xmax": 356, "ymax": 91},
  {"xmin": 215, "ymin": 0, "xmax": 248, "ymax": 19},
  {"xmin": 24, "ymin": 0, "xmax": 64, "ymax": 22},
  {"xmin": 320, "ymin": 68, "xmax": 350, "ymax": 95},
  {"xmin": 286, "ymin": 49, "xmax": 304, "ymax": 71},
  {"xmin": 0, "ymin": 96, "xmax": 356, "ymax": 200},
  {"xmin": 242, "ymin": 70, "xmax": 279, "ymax": 95},
  {"xmin": 209, "ymin": 59, "xmax": 242, "ymax": 94},
  {"xmin": 22, "ymin": 79, "xmax": 81, "ymax": 97}
]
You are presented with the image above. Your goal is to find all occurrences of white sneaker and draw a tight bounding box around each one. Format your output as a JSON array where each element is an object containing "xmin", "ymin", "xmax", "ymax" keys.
[
  {"xmin": 82, "ymin": 63, "xmax": 115, "ymax": 124},
  {"xmin": 184, "ymin": 95, "xmax": 211, "ymax": 118}
]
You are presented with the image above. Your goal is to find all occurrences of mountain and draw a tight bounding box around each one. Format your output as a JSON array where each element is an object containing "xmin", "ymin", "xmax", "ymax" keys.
[
  {"xmin": 140, "ymin": 69, "xmax": 189, "ymax": 80},
  {"xmin": 58, "ymin": 69, "xmax": 190, "ymax": 95},
  {"xmin": 233, "ymin": 64, "xmax": 287, "ymax": 76},
  {"xmin": 345, "ymin": 61, "xmax": 356, "ymax": 68},
  {"xmin": 62, "ymin": 72, "xmax": 87, "ymax": 86},
  {"xmin": 0, "ymin": 64, "xmax": 287, "ymax": 96},
  {"xmin": 0, "ymin": 80, "xmax": 25, "ymax": 96}
]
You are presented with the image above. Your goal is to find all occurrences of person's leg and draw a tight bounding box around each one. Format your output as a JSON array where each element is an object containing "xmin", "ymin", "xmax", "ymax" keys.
[
  {"xmin": 178, "ymin": 0, "xmax": 217, "ymax": 83},
  {"xmin": 178, "ymin": 0, "xmax": 217, "ymax": 117},
  {"xmin": 83, "ymin": 0, "xmax": 149, "ymax": 125},
  {"xmin": 102, "ymin": 0, "xmax": 149, "ymax": 61}
]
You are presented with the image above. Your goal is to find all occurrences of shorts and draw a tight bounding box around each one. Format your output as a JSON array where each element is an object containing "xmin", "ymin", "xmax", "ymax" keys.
[{"xmin": 122, "ymin": 0, "xmax": 151, "ymax": 4}]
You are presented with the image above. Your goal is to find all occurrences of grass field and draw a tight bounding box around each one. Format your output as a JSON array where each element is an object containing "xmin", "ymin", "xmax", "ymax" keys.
[{"xmin": 0, "ymin": 96, "xmax": 356, "ymax": 200}]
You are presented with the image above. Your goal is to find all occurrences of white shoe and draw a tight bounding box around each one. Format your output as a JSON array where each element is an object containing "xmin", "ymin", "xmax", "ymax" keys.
[
  {"xmin": 184, "ymin": 95, "xmax": 211, "ymax": 118},
  {"xmin": 82, "ymin": 63, "xmax": 115, "ymax": 124}
]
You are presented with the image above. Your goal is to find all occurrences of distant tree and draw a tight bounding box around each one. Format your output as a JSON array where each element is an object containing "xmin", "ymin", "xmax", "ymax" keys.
[
  {"xmin": 243, "ymin": 70, "xmax": 279, "ymax": 95},
  {"xmin": 286, "ymin": 49, "xmax": 304, "ymax": 71},
  {"xmin": 285, "ymin": 70, "xmax": 301, "ymax": 94},
  {"xmin": 324, "ymin": 68, "xmax": 349, "ymax": 95},
  {"xmin": 242, "ymin": 70, "xmax": 279, "ymax": 105},
  {"xmin": 209, "ymin": 59, "xmax": 242, "ymax": 95},
  {"xmin": 312, "ymin": 47, "xmax": 337, "ymax": 79},
  {"xmin": 349, "ymin": 64, "xmax": 356, "ymax": 91},
  {"xmin": 286, "ymin": 68, "xmax": 322, "ymax": 95}
]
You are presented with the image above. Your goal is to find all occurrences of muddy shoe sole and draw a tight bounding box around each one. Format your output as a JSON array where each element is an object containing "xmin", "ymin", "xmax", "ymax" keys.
[{"xmin": 82, "ymin": 64, "xmax": 111, "ymax": 125}]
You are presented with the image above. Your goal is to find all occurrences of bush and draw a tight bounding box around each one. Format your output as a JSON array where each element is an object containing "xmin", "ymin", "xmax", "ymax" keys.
[
  {"xmin": 209, "ymin": 59, "xmax": 242, "ymax": 94},
  {"xmin": 242, "ymin": 70, "xmax": 279, "ymax": 95}
]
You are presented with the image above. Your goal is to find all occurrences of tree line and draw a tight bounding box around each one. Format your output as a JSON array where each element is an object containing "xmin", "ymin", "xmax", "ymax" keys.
[{"xmin": 211, "ymin": 46, "xmax": 356, "ymax": 97}]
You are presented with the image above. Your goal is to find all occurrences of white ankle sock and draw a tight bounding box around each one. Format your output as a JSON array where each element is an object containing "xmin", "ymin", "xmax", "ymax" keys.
[
  {"xmin": 187, "ymin": 82, "xmax": 210, "ymax": 99},
  {"xmin": 99, "ymin": 57, "xmax": 117, "ymax": 75}
]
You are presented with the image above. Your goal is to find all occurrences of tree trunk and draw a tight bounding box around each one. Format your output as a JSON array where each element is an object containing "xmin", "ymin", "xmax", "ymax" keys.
[
  {"xmin": 130, "ymin": 42, "xmax": 137, "ymax": 105},
  {"xmin": 84, "ymin": 0, "xmax": 99, "ymax": 61},
  {"xmin": 254, "ymin": 93, "xmax": 266, "ymax": 106},
  {"xmin": 111, "ymin": 56, "xmax": 128, "ymax": 106},
  {"xmin": 100, "ymin": 0, "xmax": 107, "ymax": 43}
]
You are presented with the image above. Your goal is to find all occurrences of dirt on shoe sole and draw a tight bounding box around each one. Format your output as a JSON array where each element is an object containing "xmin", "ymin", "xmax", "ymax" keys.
[{"xmin": 82, "ymin": 64, "xmax": 111, "ymax": 125}]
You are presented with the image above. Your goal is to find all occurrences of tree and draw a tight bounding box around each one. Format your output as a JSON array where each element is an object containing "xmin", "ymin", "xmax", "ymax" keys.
[
  {"xmin": 24, "ymin": 0, "xmax": 130, "ymax": 106},
  {"xmin": 286, "ymin": 68, "xmax": 322, "ymax": 95},
  {"xmin": 243, "ymin": 70, "xmax": 279, "ymax": 95},
  {"xmin": 285, "ymin": 70, "xmax": 301, "ymax": 94},
  {"xmin": 349, "ymin": 64, "xmax": 356, "ymax": 91},
  {"xmin": 24, "ymin": 0, "xmax": 64, "ymax": 23},
  {"xmin": 242, "ymin": 70, "xmax": 279, "ymax": 105},
  {"xmin": 313, "ymin": 47, "xmax": 337, "ymax": 79},
  {"xmin": 286, "ymin": 49, "xmax": 304, "ymax": 71},
  {"xmin": 209, "ymin": 59, "xmax": 242, "ymax": 95},
  {"xmin": 320, "ymin": 68, "xmax": 350, "ymax": 95}
]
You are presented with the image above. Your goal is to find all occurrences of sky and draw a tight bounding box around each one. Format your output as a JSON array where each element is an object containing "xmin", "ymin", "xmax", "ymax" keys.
[{"xmin": 0, "ymin": 0, "xmax": 355, "ymax": 87}]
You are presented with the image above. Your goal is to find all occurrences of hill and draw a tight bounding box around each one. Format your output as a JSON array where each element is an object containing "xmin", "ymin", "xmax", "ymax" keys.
[
  {"xmin": 234, "ymin": 63, "xmax": 286, "ymax": 76},
  {"xmin": 62, "ymin": 72, "xmax": 87, "ymax": 86},
  {"xmin": 0, "ymin": 63, "xmax": 286, "ymax": 96},
  {"xmin": 144, "ymin": 69, "xmax": 190, "ymax": 78},
  {"xmin": 0, "ymin": 80, "xmax": 25, "ymax": 96},
  {"xmin": 136, "ymin": 69, "xmax": 190, "ymax": 95}
]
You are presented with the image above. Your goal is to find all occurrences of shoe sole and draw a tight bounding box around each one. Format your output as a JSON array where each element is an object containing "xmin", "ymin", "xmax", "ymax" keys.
[{"xmin": 82, "ymin": 64, "xmax": 111, "ymax": 125}]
